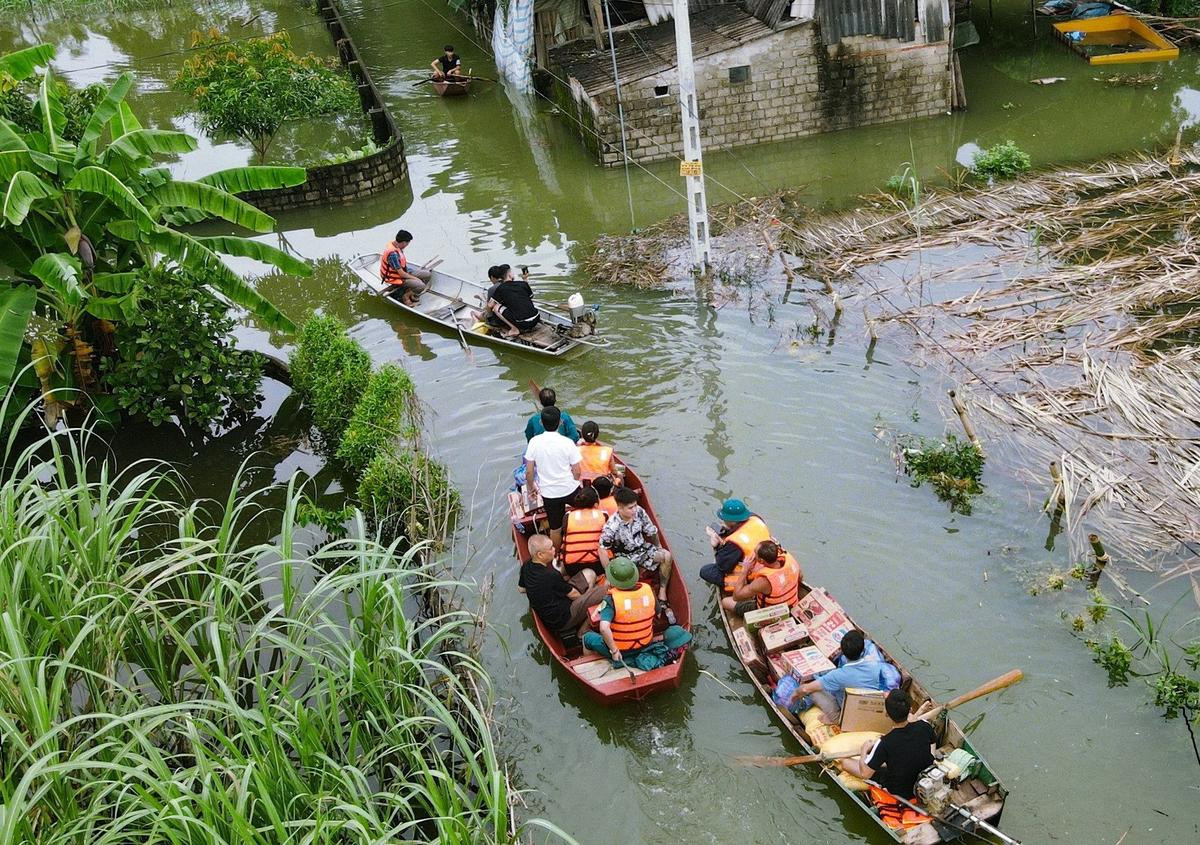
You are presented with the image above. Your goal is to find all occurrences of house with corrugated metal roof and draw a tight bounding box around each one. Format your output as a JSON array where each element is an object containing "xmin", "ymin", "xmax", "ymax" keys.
[{"xmin": 543, "ymin": 1, "xmax": 957, "ymax": 165}]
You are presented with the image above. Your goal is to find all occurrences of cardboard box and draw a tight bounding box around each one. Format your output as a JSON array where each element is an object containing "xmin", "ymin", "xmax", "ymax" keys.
[
  {"xmin": 794, "ymin": 587, "xmax": 845, "ymax": 627},
  {"xmin": 809, "ymin": 610, "xmax": 854, "ymax": 660},
  {"xmin": 758, "ymin": 617, "xmax": 808, "ymax": 655},
  {"xmin": 731, "ymin": 626, "xmax": 765, "ymax": 676},
  {"xmin": 840, "ymin": 688, "xmax": 895, "ymax": 733},
  {"xmin": 779, "ymin": 646, "xmax": 835, "ymax": 682},
  {"xmin": 743, "ymin": 603, "xmax": 790, "ymax": 632},
  {"xmin": 767, "ymin": 653, "xmax": 791, "ymax": 681}
]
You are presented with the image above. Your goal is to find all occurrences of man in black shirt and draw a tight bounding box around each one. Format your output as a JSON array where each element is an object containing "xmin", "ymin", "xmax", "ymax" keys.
[
  {"xmin": 518, "ymin": 534, "xmax": 606, "ymax": 636},
  {"xmin": 840, "ymin": 688, "xmax": 937, "ymax": 799},
  {"xmin": 487, "ymin": 264, "xmax": 540, "ymax": 337},
  {"xmin": 430, "ymin": 45, "xmax": 462, "ymax": 79}
]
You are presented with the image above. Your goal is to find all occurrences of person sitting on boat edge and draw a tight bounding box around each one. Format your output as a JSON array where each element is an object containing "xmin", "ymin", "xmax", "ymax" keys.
[
  {"xmin": 699, "ymin": 498, "xmax": 771, "ymax": 590},
  {"xmin": 524, "ymin": 405, "xmax": 582, "ymax": 552},
  {"xmin": 561, "ymin": 486, "xmax": 607, "ymax": 577},
  {"xmin": 721, "ymin": 540, "xmax": 803, "ymax": 615},
  {"xmin": 379, "ymin": 229, "xmax": 430, "ymax": 306},
  {"xmin": 838, "ymin": 688, "xmax": 937, "ymax": 802},
  {"xmin": 591, "ymin": 474, "xmax": 618, "ymax": 516},
  {"xmin": 487, "ymin": 263, "xmax": 540, "ymax": 337},
  {"xmin": 430, "ymin": 44, "xmax": 462, "ymax": 79},
  {"xmin": 600, "ymin": 486, "xmax": 674, "ymax": 603},
  {"xmin": 525, "ymin": 386, "xmax": 580, "ymax": 442},
  {"xmin": 787, "ymin": 629, "xmax": 890, "ymax": 725},
  {"xmin": 476, "ymin": 265, "xmax": 510, "ymax": 333},
  {"xmin": 578, "ymin": 420, "xmax": 615, "ymax": 478},
  {"xmin": 519, "ymin": 534, "xmax": 607, "ymax": 639},
  {"xmin": 582, "ymin": 557, "xmax": 691, "ymax": 667}
]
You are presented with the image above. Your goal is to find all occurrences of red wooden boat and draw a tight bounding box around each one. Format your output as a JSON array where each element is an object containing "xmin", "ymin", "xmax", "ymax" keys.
[{"xmin": 510, "ymin": 455, "xmax": 691, "ymax": 704}]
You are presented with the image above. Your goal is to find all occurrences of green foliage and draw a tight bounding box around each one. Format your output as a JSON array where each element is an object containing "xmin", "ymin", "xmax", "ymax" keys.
[
  {"xmin": 289, "ymin": 314, "xmax": 371, "ymax": 445},
  {"xmin": 884, "ymin": 163, "xmax": 921, "ymax": 206},
  {"xmin": 321, "ymin": 137, "xmax": 383, "ymax": 165},
  {"xmin": 175, "ymin": 30, "xmax": 359, "ymax": 162},
  {"xmin": 971, "ymin": 141, "xmax": 1032, "ymax": 181},
  {"xmin": 101, "ymin": 267, "xmax": 263, "ymax": 429},
  {"xmin": 1152, "ymin": 671, "xmax": 1200, "ymax": 720},
  {"xmin": 900, "ymin": 434, "xmax": 985, "ymax": 515},
  {"xmin": 1090, "ymin": 635, "xmax": 1135, "ymax": 687},
  {"xmin": 358, "ymin": 449, "xmax": 459, "ymax": 545},
  {"xmin": 335, "ymin": 363, "xmax": 416, "ymax": 476},
  {"xmin": 295, "ymin": 498, "xmax": 354, "ymax": 540}
]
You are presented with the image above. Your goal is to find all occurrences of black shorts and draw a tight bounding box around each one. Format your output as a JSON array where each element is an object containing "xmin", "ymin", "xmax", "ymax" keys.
[{"xmin": 542, "ymin": 487, "xmax": 580, "ymax": 530}]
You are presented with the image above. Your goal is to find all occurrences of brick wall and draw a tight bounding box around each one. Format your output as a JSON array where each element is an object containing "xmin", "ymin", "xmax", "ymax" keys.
[
  {"xmin": 242, "ymin": 0, "xmax": 408, "ymax": 212},
  {"xmin": 556, "ymin": 21, "xmax": 950, "ymax": 166}
]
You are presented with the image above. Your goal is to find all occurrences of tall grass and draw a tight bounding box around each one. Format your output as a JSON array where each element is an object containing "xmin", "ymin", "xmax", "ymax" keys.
[{"xmin": 0, "ymin": 408, "xmax": 573, "ymax": 844}]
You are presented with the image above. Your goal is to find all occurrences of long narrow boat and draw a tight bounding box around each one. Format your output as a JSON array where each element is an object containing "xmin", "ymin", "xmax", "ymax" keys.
[
  {"xmin": 510, "ymin": 456, "xmax": 691, "ymax": 704},
  {"xmin": 349, "ymin": 254, "xmax": 597, "ymax": 358},
  {"xmin": 432, "ymin": 77, "xmax": 471, "ymax": 96},
  {"xmin": 720, "ymin": 584, "xmax": 1010, "ymax": 844}
]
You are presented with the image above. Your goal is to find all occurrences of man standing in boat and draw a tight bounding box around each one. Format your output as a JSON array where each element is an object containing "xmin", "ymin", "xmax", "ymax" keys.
[
  {"xmin": 379, "ymin": 230, "xmax": 431, "ymax": 306},
  {"xmin": 430, "ymin": 45, "xmax": 462, "ymax": 80}
]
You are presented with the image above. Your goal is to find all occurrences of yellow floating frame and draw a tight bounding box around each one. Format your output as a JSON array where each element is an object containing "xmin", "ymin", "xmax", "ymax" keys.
[{"xmin": 1053, "ymin": 13, "xmax": 1179, "ymax": 65}]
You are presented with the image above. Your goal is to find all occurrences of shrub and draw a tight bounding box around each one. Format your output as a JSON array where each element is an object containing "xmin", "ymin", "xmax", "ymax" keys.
[
  {"xmin": 102, "ymin": 268, "xmax": 263, "ymax": 429},
  {"xmin": 900, "ymin": 434, "xmax": 985, "ymax": 515},
  {"xmin": 290, "ymin": 315, "xmax": 371, "ymax": 445},
  {"xmin": 358, "ymin": 449, "xmax": 458, "ymax": 545},
  {"xmin": 335, "ymin": 364, "xmax": 417, "ymax": 477},
  {"xmin": 175, "ymin": 30, "xmax": 359, "ymax": 162},
  {"xmin": 971, "ymin": 141, "xmax": 1032, "ymax": 181},
  {"xmin": 0, "ymin": 78, "xmax": 104, "ymax": 141}
]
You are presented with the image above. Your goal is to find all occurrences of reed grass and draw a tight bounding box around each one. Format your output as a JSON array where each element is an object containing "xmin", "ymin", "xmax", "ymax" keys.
[{"xmin": 0, "ymin": 406, "xmax": 571, "ymax": 844}]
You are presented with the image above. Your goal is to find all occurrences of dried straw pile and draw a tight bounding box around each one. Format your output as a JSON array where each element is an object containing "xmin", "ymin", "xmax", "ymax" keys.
[{"xmin": 780, "ymin": 146, "xmax": 1200, "ymax": 583}]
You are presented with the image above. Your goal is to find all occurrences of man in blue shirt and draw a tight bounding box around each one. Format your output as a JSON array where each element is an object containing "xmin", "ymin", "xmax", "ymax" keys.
[
  {"xmin": 789, "ymin": 629, "xmax": 890, "ymax": 725},
  {"xmin": 524, "ymin": 386, "xmax": 579, "ymax": 442}
]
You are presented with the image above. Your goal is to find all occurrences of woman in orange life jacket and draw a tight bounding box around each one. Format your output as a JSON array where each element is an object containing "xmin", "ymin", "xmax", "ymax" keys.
[
  {"xmin": 581, "ymin": 556, "xmax": 656, "ymax": 663},
  {"xmin": 699, "ymin": 498, "xmax": 770, "ymax": 589},
  {"xmin": 721, "ymin": 540, "xmax": 803, "ymax": 616},
  {"xmin": 560, "ymin": 486, "xmax": 607, "ymax": 578},
  {"xmin": 378, "ymin": 229, "xmax": 431, "ymax": 306},
  {"xmin": 591, "ymin": 475, "xmax": 619, "ymax": 517},
  {"xmin": 577, "ymin": 420, "xmax": 615, "ymax": 480}
]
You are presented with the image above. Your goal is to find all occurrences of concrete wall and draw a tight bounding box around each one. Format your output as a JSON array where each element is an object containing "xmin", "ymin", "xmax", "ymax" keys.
[
  {"xmin": 556, "ymin": 20, "xmax": 950, "ymax": 166},
  {"xmin": 242, "ymin": 0, "xmax": 408, "ymax": 213}
]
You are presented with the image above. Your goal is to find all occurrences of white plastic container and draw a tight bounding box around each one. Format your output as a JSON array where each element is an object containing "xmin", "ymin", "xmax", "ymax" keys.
[{"xmin": 567, "ymin": 292, "xmax": 587, "ymax": 321}]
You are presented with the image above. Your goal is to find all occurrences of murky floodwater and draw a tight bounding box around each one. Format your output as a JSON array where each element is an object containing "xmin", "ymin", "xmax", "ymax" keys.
[{"xmin": 7, "ymin": 1, "xmax": 1200, "ymax": 842}]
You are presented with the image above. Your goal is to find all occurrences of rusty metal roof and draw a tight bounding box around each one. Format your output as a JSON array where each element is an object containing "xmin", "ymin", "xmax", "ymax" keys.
[{"xmin": 548, "ymin": 6, "xmax": 777, "ymax": 96}]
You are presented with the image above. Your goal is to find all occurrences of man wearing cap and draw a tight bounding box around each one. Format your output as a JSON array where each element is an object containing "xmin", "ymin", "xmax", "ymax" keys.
[{"xmin": 699, "ymin": 498, "xmax": 772, "ymax": 589}]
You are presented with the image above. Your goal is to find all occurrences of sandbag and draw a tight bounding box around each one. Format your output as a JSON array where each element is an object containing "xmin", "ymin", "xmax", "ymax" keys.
[{"xmin": 818, "ymin": 730, "xmax": 881, "ymax": 793}]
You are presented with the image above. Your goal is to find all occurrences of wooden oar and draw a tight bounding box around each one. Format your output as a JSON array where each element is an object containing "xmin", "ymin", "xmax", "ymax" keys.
[
  {"xmin": 735, "ymin": 749, "xmax": 860, "ymax": 768},
  {"xmin": 737, "ymin": 669, "xmax": 1024, "ymax": 768},
  {"xmin": 412, "ymin": 74, "xmax": 495, "ymax": 86}
]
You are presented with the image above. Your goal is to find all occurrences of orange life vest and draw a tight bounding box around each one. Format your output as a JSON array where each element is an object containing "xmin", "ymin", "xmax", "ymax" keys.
[
  {"xmin": 722, "ymin": 515, "xmax": 771, "ymax": 592},
  {"xmin": 868, "ymin": 785, "xmax": 932, "ymax": 830},
  {"xmin": 562, "ymin": 508, "xmax": 606, "ymax": 567},
  {"xmin": 609, "ymin": 582, "xmax": 656, "ymax": 651},
  {"xmin": 579, "ymin": 443, "xmax": 613, "ymax": 478},
  {"xmin": 598, "ymin": 495, "xmax": 618, "ymax": 517},
  {"xmin": 756, "ymin": 552, "xmax": 802, "ymax": 607},
  {"xmin": 379, "ymin": 242, "xmax": 408, "ymax": 284}
]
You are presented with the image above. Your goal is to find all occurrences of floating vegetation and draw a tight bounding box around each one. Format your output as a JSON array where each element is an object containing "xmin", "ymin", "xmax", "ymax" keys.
[
  {"xmin": 899, "ymin": 434, "xmax": 985, "ymax": 515},
  {"xmin": 970, "ymin": 140, "xmax": 1033, "ymax": 181}
]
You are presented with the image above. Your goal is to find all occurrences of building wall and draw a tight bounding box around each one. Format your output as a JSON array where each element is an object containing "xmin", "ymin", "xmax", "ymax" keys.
[{"xmin": 556, "ymin": 20, "xmax": 950, "ymax": 166}]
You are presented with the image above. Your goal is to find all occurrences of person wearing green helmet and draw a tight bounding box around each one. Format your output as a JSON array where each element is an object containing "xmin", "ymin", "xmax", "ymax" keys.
[{"xmin": 582, "ymin": 556, "xmax": 657, "ymax": 663}]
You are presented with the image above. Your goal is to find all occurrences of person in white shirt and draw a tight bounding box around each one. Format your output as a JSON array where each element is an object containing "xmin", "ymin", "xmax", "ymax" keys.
[{"xmin": 524, "ymin": 406, "xmax": 582, "ymax": 551}]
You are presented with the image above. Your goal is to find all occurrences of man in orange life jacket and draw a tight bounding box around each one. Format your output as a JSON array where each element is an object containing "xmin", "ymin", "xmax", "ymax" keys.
[
  {"xmin": 721, "ymin": 540, "xmax": 803, "ymax": 615},
  {"xmin": 699, "ymin": 498, "xmax": 770, "ymax": 588},
  {"xmin": 582, "ymin": 557, "xmax": 655, "ymax": 663},
  {"xmin": 379, "ymin": 229, "xmax": 431, "ymax": 306}
]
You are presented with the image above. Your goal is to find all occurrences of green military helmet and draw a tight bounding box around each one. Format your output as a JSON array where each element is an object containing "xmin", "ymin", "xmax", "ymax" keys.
[{"xmin": 605, "ymin": 556, "xmax": 640, "ymax": 590}]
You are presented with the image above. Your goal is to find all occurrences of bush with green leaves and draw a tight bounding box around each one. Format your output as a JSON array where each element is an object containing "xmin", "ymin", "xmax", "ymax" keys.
[
  {"xmin": 101, "ymin": 267, "xmax": 263, "ymax": 429},
  {"xmin": 175, "ymin": 30, "xmax": 359, "ymax": 162},
  {"xmin": 971, "ymin": 141, "xmax": 1032, "ymax": 181},
  {"xmin": 358, "ymin": 449, "xmax": 459, "ymax": 546},
  {"xmin": 900, "ymin": 434, "xmax": 985, "ymax": 515},
  {"xmin": 289, "ymin": 314, "xmax": 372, "ymax": 444},
  {"xmin": 335, "ymin": 363, "xmax": 417, "ymax": 476}
]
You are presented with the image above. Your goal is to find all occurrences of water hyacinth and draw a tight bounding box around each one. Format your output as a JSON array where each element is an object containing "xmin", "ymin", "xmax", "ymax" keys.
[{"xmin": 0, "ymin": 405, "xmax": 574, "ymax": 844}]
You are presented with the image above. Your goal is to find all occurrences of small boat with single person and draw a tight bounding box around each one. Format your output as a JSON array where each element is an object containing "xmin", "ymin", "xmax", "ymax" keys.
[
  {"xmin": 432, "ymin": 76, "xmax": 471, "ymax": 96},
  {"xmin": 509, "ymin": 457, "xmax": 691, "ymax": 704},
  {"xmin": 349, "ymin": 254, "xmax": 601, "ymax": 358},
  {"xmin": 720, "ymin": 582, "xmax": 1015, "ymax": 844}
]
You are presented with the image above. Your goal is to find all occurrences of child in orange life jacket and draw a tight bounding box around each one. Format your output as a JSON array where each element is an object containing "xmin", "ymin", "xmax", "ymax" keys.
[
  {"xmin": 721, "ymin": 540, "xmax": 803, "ymax": 616},
  {"xmin": 591, "ymin": 475, "xmax": 619, "ymax": 516},
  {"xmin": 577, "ymin": 420, "xmax": 615, "ymax": 478}
]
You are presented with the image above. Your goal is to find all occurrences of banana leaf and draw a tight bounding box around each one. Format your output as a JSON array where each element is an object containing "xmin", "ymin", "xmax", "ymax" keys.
[
  {"xmin": 0, "ymin": 284, "xmax": 36, "ymax": 388},
  {"xmin": 29, "ymin": 253, "xmax": 84, "ymax": 311},
  {"xmin": 66, "ymin": 166, "xmax": 157, "ymax": 232},
  {"xmin": 77, "ymin": 73, "xmax": 134, "ymax": 152},
  {"xmin": 194, "ymin": 235, "xmax": 311, "ymax": 276},
  {"xmin": 197, "ymin": 166, "xmax": 307, "ymax": 194},
  {"xmin": 0, "ymin": 44, "xmax": 54, "ymax": 82},
  {"xmin": 148, "ymin": 180, "xmax": 273, "ymax": 233},
  {"xmin": 84, "ymin": 293, "xmax": 135, "ymax": 322},
  {"xmin": 0, "ymin": 150, "xmax": 37, "ymax": 181},
  {"xmin": 38, "ymin": 72, "xmax": 66, "ymax": 155},
  {"xmin": 2, "ymin": 170, "xmax": 59, "ymax": 226},
  {"xmin": 92, "ymin": 271, "xmax": 138, "ymax": 294},
  {"xmin": 108, "ymin": 101, "xmax": 142, "ymax": 139},
  {"xmin": 0, "ymin": 118, "xmax": 28, "ymax": 153},
  {"xmin": 102, "ymin": 129, "xmax": 198, "ymax": 165}
]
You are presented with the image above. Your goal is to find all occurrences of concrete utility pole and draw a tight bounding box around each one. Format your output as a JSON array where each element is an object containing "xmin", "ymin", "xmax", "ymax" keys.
[{"xmin": 672, "ymin": 0, "xmax": 712, "ymax": 270}]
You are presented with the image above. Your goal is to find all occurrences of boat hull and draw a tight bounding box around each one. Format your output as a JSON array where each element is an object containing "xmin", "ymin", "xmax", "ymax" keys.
[{"xmin": 433, "ymin": 78, "xmax": 471, "ymax": 96}]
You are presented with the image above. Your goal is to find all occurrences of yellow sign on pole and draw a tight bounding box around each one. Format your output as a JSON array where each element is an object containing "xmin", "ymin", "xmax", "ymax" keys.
[{"xmin": 679, "ymin": 159, "xmax": 703, "ymax": 177}]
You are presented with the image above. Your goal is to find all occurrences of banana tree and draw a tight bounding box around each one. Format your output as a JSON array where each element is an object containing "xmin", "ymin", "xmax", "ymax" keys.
[{"xmin": 0, "ymin": 43, "xmax": 310, "ymax": 405}]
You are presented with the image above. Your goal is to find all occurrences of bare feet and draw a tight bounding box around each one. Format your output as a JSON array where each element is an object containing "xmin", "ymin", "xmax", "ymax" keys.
[{"xmin": 504, "ymin": 327, "xmax": 520, "ymax": 338}]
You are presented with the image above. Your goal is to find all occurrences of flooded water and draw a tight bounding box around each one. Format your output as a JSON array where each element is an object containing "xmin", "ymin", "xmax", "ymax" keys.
[{"xmin": 7, "ymin": 1, "xmax": 1200, "ymax": 842}]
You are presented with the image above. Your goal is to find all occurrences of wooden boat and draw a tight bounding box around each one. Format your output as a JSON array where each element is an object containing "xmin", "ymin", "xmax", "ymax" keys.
[
  {"xmin": 432, "ymin": 77, "xmax": 471, "ymax": 96},
  {"xmin": 509, "ymin": 456, "xmax": 691, "ymax": 704},
  {"xmin": 349, "ymin": 254, "xmax": 598, "ymax": 358},
  {"xmin": 720, "ymin": 584, "xmax": 1010, "ymax": 844}
]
